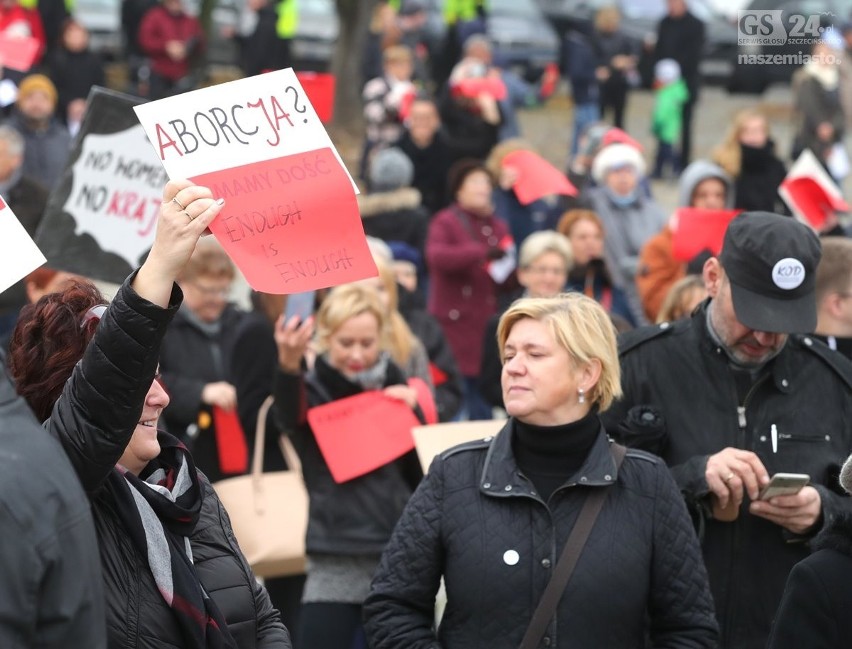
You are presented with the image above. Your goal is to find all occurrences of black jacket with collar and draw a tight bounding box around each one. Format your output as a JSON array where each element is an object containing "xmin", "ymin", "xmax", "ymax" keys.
[
  {"xmin": 364, "ymin": 419, "xmax": 718, "ymax": 649},
  {"xmin": 767, "ymin": 512, "xmax": 852, "ymax": 649},
  {"xmin": 272, "ymin": 356, "xmax": 424, "ymax": 556},
  {"xmin": 602, "ymin": 301, "xmax": 852, "ymax": 649},
  {"xmin": 47, "ymin": 277, "xmax": 290, "ymax": 649}
]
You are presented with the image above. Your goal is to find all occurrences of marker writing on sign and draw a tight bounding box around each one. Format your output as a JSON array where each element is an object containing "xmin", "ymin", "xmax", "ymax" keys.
[{"xmin": 153, "ymin": 86, "xmax": 310, "ymax": 160}]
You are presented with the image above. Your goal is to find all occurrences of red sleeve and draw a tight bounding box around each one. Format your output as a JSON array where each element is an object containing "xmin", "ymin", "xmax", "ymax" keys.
[{"xmin": 138, "ymin": 8, "xmax": 167, "ymax": 57}]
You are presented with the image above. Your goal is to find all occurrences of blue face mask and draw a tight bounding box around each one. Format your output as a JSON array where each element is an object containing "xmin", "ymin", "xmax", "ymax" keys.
[{"xmin": 605, "ymin": 186, "xmax": 640, "ymax": 207}]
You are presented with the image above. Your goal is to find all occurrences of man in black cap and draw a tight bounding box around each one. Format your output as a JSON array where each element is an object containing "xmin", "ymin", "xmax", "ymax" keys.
[{"xmin": 602, "ymin": 211, "xmax": 852, "ymax": 649}]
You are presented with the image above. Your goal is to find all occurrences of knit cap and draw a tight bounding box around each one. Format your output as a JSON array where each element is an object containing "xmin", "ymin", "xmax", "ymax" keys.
[{"xmin": 17, "ymin": 74, "xmax": 58, "ymax": 108}]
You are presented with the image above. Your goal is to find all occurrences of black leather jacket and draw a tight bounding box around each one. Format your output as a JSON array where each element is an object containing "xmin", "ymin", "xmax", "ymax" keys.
[
  {"xmin": 47, "ymin": 276, "xmax": 290, "ymax": 649},
  {"xmin": 603, "ymin": 301, "xmax": 852, "ymax": 649},
  {"xmin": 364, "ymin": 420, "xmax": 718, "ymax": 648}
]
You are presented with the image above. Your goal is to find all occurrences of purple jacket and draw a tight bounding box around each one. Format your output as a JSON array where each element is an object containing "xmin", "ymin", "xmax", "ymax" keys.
[{"xmin": 426, "ymin": 204, "xmax": 511, "ymax": 376}]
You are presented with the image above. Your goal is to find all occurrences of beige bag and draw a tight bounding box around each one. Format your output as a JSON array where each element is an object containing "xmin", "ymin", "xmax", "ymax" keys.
[{"xmin": 213, "ymin": 396, "xmax": 308, "ymax": 578}]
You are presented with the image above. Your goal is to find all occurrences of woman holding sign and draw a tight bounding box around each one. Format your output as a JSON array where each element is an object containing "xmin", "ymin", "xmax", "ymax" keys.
[
  {"xmin": 363, "ymin": 293, "xmax": 718, "ymax": 648},
  {"xmin": 9, "ymin": 181, "xmax": 292, "ymax": 649},
  {"xmin": 272, "ymin": 283, "xmax": 425, "ymax": 649}
]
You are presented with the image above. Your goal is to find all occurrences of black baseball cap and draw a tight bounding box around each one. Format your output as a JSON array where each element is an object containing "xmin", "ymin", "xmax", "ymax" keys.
[{"xmin": 718, "ymin": 212, "xmax": 822, "ymax": 334}]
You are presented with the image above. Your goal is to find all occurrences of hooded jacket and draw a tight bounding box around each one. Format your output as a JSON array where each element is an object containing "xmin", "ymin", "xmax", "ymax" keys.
[
  {"xmin": 603, "ymin": 302, "xmax": 852, "ymax": 649},
  {"xmin": 358, "ymin": 187, "xmax": 430, "ymax": 268},
  {"xmin": 636, "ymin": 160, "xmax": 733, "ymax": 321},
  {"xmin": 364, "ymin": 420, "xmax": 719, "ymax": 648},
  {"xmin": 767, "ymin": 512, "xmax": 852, "ymax": 649}
]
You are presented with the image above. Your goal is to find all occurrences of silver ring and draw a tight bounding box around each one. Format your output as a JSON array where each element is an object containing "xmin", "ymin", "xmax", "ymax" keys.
[{"xmin": 171, "ymin": 196, "xmax": 186, "ymax": 210}]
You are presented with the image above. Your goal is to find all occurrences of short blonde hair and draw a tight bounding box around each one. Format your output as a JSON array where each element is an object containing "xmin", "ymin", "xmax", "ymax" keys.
[
  {"xmin": 497, "ymin": 293, "xmax": 622, "ymax": 411},
  {"xmin": 383, "ymin": 45, "xmax": 413, "ymax": 65},
  {"xmin": 656, "ymin": 274, "xmax": 706, "ymax": 323},
  {"xmin": 519, "ymin": 230, "xmax": 573, "ymax": 270},
  {"xmin": 314, "ymin": 284, "xmax": 387, "ymax": 354}
]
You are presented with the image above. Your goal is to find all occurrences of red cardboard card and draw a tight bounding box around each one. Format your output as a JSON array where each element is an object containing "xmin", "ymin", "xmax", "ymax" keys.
[
  {"xmin": 0, "ymin": 35, "xmax": 40, "ymax": 72},
  {"xmin": 212, "ymin": 405, "xmax": 249, "ymax": 475},
  {"xmin": 671, "ymin": 208, "xmax": 741, "ymax": 262},
  {"xmin": 451, "ymin": 76, "xmax": 508, "ymax": 101},
  {"xmin": 502, "ymin": 150, "xmax": 578, "ymax": 205},
  {"xmin": 307, "ymin": 391, "xmax": 419, "ymax": 483},
  {"xmin": 295, "ymin": 72, "xmax": 335, "ymax": 124},
  {"xmin": 192, "ymin": 147, "xmax": 377, "ymax": 293},
  {"xmin": 780, "ymin": 176, "xmax": 849, "ymax": 230},
  {"xmin": 408, "ymin": 377, "xmax": 437, "ymax": 425}
]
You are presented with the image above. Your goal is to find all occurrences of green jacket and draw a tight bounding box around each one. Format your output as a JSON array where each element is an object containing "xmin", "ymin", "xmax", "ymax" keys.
[{"xmin": 652, "ymin": 79, "xmax": 689, "ymax": 145}]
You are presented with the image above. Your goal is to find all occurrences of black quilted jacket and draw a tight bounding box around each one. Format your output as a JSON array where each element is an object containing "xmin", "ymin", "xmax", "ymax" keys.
[
  {"xmin": 364, "ymin": 419, "xmax": 719, "ymax": 649},
  {"xmin": 47, "ymin": 276, "xmax": 291, "ymax": 649}
]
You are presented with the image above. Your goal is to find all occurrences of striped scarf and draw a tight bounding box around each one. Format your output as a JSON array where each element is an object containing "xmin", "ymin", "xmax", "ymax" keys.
[{"xmin": 110, "ymin": 433, "xmax": 237, "ymax": 649}]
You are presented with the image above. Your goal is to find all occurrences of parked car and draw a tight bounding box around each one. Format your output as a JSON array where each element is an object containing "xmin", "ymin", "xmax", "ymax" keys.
[
  {"xmin": 536, "ymin": 0, "xmax": 740, "ymax": 87},
  {"xmin": 728, "ymin": 0, "xmax": 852, "ymax": 93}
]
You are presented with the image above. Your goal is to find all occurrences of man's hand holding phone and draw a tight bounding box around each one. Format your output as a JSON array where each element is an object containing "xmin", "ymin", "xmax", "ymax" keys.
[
  {"xmin": 706, "ymin": 447, "xmax": 770, "ymax": 518},
  {"xmin": 750, "ymin": 477, "xmax": 822, "ymax": 535}
]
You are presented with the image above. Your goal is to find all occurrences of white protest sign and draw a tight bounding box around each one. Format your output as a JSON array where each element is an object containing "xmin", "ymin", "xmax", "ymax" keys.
[
  {"xmin": 132, "ymin": 68, "xmax": 355, "ymax": 189},
  {"xmin": 0, "ymin": 196, "xmax": 46, "ymax": 293},
  {"xmin": 65, "ymin": 125, "xmax": 168, "ymax": 267}
]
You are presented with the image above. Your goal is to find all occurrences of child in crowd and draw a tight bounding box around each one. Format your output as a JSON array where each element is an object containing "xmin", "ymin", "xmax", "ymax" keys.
[{"xmin": 651, "ymin": 58, "xmax": 689, "ymax": 179}]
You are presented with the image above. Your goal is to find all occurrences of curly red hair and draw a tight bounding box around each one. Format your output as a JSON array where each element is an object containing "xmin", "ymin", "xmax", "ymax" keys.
[{"xmin": 8, "ymin": 280, "xmax": 106, "ymax": 422}]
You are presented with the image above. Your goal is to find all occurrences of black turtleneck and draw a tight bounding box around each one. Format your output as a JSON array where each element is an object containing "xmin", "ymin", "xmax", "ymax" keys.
[{"xmin": 512, "ymin": 410, "xmax": 601, "ymax": 502}]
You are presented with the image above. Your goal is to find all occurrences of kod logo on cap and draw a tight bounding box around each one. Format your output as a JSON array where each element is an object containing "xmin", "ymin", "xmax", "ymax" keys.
[{"xmin": 772, "ymin": 258, "xmax": 806, "ymax": 290}]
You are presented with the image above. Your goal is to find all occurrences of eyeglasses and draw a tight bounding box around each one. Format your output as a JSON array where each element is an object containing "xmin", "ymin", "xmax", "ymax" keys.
[
  {"xmin": 526, "ymin": 266, "xmax": 567, "ymax": 276},
  {"xmin": 190, "ymin": 283, "xmax": 231, "ymax": 299},
  {"xmin": 80, "ymin": 304, "xmax": 108, "ymax": 329}
]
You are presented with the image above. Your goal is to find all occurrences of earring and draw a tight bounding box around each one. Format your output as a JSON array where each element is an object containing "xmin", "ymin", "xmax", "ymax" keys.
[{"xmin": 578, "ymin": 388, "xmax": 585, "ymax": 404}]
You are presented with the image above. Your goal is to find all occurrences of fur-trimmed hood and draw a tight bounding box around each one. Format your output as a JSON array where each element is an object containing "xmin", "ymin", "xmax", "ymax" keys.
[{"xmin": 358, "ymin": 187, "xmax": 422, "ymax": 218}]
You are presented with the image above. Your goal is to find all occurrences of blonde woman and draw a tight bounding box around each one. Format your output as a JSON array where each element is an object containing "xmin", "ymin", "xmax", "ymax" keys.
[
  {"xmin": 364, "ymin": 294, "xmax": 718, "ymax": 648},
  {"xmin": 712, "ymin": 108, "xmax": 787, "ymax": 212},
  {"xmin": 273, "ymin": 283, "xmax": 425, "ymax": 649}
]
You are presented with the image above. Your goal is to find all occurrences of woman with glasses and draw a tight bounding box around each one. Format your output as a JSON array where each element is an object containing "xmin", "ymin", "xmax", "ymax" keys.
[
  {"xmin": 8, "ymin": 180, "xmax": 291, "ymax": 649},
  {"xmin": 156, "ymin": 238, "xmax": 247, "ymax": 481}
]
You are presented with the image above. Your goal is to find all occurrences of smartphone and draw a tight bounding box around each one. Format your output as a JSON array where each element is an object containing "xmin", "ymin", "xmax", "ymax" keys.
[
  {"xmin": 283, "ymin": 291, "xmax": 316, "ymax": 323},
  {"xmin": 758, "ymin": 473, "xmax": 810, "ymax": 500}
]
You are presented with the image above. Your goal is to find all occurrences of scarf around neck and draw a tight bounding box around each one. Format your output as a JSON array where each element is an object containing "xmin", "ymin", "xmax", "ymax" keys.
[{"xmin": 109, "ymin": 432, "xmax": 237, "ymax": 649}]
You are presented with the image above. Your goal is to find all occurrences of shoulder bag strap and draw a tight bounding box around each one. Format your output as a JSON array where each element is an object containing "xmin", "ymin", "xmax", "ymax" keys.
[{"xmin": 518, "ymin": 443, "xmax": 627, "ymax": 649}]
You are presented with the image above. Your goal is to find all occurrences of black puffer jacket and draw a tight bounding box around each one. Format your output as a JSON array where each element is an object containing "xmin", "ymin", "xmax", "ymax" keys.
[
  {"xmin": 602, "ymin": 302, "xmax": 852, "ymax": 649},
  {"xmin": 364, "ymin": 420, "xmax": 718, "ymax": 649},
  {"xmin": 767, "ymin": 512, "xmax": 852, "ymax": 649},
  {"xmin": 272, "ymin": 355, "xmax": 424, "ymax": 556},
  {"xmin": 47, "ymin": 276, "xmax": 290, "ymax": 649}
]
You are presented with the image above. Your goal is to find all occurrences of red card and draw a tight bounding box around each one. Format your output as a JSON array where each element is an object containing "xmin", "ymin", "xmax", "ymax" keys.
[
  {"xmin": 0, "ymin": 36, "xmax": 40, "ymax": 72},
  {"xmin": 294, "ymin": 72, "xmax": 335, "ymax": 124},
  {"xmin": 212, "ymin": 406, "xmax": 249, "ymax": 475},
  {"xmin": 192, "ymin": 147, "xmax": 377, "ymax": 293},
  {"xmin": 502, "ymin": 150, "xmax": 578, "ymax": 205},
  {"xmin": 307, "ymin": 391, "xmax": 419, "ymax": 483},
  {"xmin": 780, "ymin": 176, "xmax": 849, "ymax": 230},
  {"xmin": 408, "ymin": 377, "xmax": 437, "ymax": 425},
  {"xmin": 671, "ymin": 208, "xmax": 741, "ymax": 262},
  {"xmin": 451, "ymin": 76, "xmax": 508, "ymax": 101}
]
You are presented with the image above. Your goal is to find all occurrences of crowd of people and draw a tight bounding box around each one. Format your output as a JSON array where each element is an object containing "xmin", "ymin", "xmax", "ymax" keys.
[{"xmin": 3, "ymin": 0, "xmax": 852, "ymax": 648}]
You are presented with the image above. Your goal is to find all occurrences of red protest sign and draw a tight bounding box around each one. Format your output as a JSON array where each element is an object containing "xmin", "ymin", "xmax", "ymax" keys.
[
  {"xmin": 781, "ymin": 176, "xmax": 849, "ymax": 230},
  {"xmin": 212, "ymin": 405, "xmax": 249, "ymax": 475},
  {"xmin": 295, "ymin": 72, "xmax": 335, "ymax": 124},
  {"xmin": 502, "ymin": 150, "xmax": 578, "ymax": 205},
  {"xmin": 192, "ymin": 147, "xmax": 377, "ymax": 293},
  {"xmin": 671, "ymin": 208, "xmax": 740, "ymax": 262},
  {"xmin": 408, "ymin": 377, "xmax": 437, "ymax": 425},
  {"xmin": 307, "ymin": 391, "xmax": 419, "ymax": 483},
  {"xmin": 0, "ymin": 36, "xmax": 40, "ymax": 72},
  {"xmin": 451, "ymin": 76, "xmax": 508, "ymax": 101}
]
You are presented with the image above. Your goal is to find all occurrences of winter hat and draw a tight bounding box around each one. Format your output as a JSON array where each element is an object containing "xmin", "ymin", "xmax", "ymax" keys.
[
  {"xmin": 591, "ymin": 143, "xmax": 646, "ymax": 184},
  {"xmin": 17, "ymin": 74, "xmax": 58, "ymax": 108},
  {"xmin": 654, "ymin": 58, "xmax": 681, "ymax": 85},
  {"xmin": 369, "ymin": 147, "xmax": 414, "ymax": 192}
]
